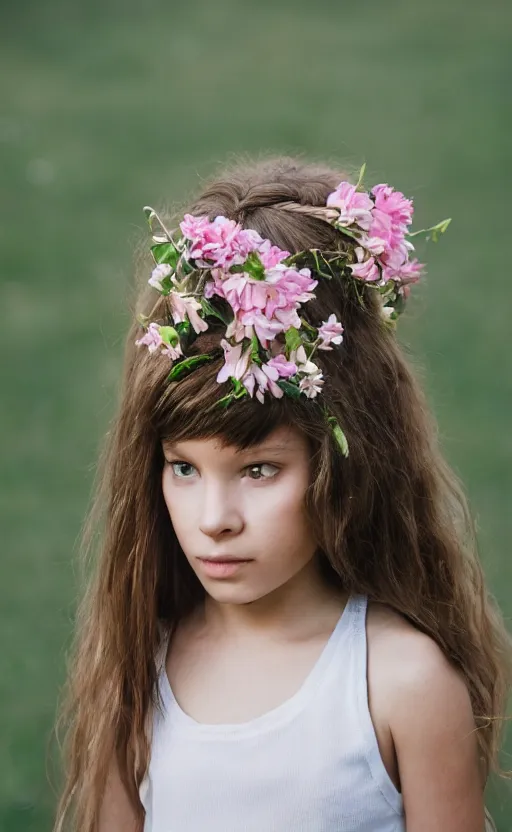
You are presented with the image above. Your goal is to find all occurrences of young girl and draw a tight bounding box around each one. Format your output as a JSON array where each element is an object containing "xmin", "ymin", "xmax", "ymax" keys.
[{"xmin": 55, "ymin": 157, "xmax": 510, "ymax": 831}]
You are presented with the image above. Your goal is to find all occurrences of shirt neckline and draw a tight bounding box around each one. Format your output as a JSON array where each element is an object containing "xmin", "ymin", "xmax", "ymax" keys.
[{"xmin": 158, "ymin": 594, "xmax": 355, "ymax": 738}]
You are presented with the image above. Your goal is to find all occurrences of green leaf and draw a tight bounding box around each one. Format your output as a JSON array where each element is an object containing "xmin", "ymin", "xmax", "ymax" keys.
[
  {"xmin": 333, "ymin": 424, "xmax": 349, "ymax": 457},
  {"xmin": 231, "ymin": 378, "xmax": 246, "ymax": 397},
  {"xmin": 158, "ymin": 275, "xmax": 173, "ymax": 296},
  {"xmin": 159, "ymin": 326, "xmax": 180, "ymax": 347},
  {"xmin": 200, "ymin": 298, "xmax": 231, "ymax": 326},
  {"xmin": 180, "ymin": 257, "xmax": 195, "ymax": 275},
  {"xmin": 355, "ymin": 162, "xmax": 367, "ymax": 190},
  {"xmin": 430, "ymin": 217, "xmax": 452, "ymax": 242},
  {"xmin": 217, "ymin": 393, "xmax": 235, "ymax": 409},
  {"xmin": 328, "ymin": 416, "xmax": 349, "ymax": 457},
  {"xmin": 309, "ymin": 249, "xmax": 335, "ymax": 280},
  {"xmin": 407, "ymin": 218, "xmax": 452, "ymax": 242},
  {"xmin": 283, "ymin": 250, "xmax": 308, "ymax": 268},
  {"xmin": 216, "ymin": 381, "xmax": 249, "ymax": 408},
  {"xmin": 394, "ymin": 294, "xmax": 407, "ymax": 316},
  {"xmin": 175, "ymin": 320, "xmax": 191, "ymax": 338},
  {"xmin": 243, "ymin": 251, "xmax": 265, "ymax": 281},
  {"xmin": 335, "ymin": 224, "xmax": 361, "ymax": 241},
  {"xmin": 277, "ymin": 380, "xmax": 302, "ymax": 399},
  {"xmin": 167, "ymin": 354, "xmax": 212, "ymax": 381},
  {"xmin": 299, "ymin": 317, "xmax": 318, "ymax": 336},
  {"xmin": 249, "ymin": 334, "xmax": 261, "ymax": 362},
  {"xmin": 285, "ymin": 326, "xmax": 302, "ymax": 353},
  {"xmin": 151, "ymin": 242, "xmax": 180, "ymax": 268}
]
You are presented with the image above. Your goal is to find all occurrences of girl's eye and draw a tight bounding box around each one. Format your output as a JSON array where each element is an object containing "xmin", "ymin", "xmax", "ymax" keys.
[
  {"xmin": 169, "ymin": 461, "xmax": 197, "ymax": 479},
  {"xmin": 245, "ymin": 463, "xmax": 279, "ymax": 481}
]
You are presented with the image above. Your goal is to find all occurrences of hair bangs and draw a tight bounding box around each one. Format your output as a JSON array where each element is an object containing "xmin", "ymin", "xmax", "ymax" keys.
[{"xmin": 152, "ymin": 354, "xmax": 310, "ymax": 450}]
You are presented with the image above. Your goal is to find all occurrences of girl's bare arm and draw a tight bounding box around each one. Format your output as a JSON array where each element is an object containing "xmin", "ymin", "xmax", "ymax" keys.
[
  {"xmin": 368, "ymin": 605, "xmax": 484, "ymax": 831},
  {"xmin": 98, "ymin": 756, "xmax": 140, "ymax": 832}
]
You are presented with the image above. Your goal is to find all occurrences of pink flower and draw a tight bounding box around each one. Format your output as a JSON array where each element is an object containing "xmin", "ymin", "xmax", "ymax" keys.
[
  {"xmin": 327, "ymin": 181, "xmax": 374, "ymax": 231},
  {"xmin": 358, "ymin": 233, "xmax": 387, "ymax": 256},
  {"xmin": 371, "ymin": 184, "xmax": 414, "ymax": 228},
  {"xmin": 382, "ymin": 257, "xmax": 424, "ymax": 285},
  {"xmin": 348, "ymin": 247, "xmax": 381, "ymax": 282},
  {"xmin": 367, "ymin": 208, "xmax": 403, "ymax": 255},
  {"xmin": 350, "ymin": 258, "xmax": 380, "ymax": 282},
  {"xmin": 258, "ymin": 238, "xmax": 290, "ymax": 269},
  {"xmin": 225, "ymin": 317, "xmax": 253, "ymax": 343},
  {"xmin": 203, "ymin": 275, "xmax": 220, "ymax": 299},
  {"xmin": 397, "ymin": 258, "xmax": 423, "ymax": 284},
  {"xmin": 169, "ymin": 292, "xmax": 208, "ymax": 334},
  {"xmin": 135, "ymin": 323, "xmax": 183, "ymax": 360},
  {"xmin": 243, "ymin": 362, "xmax": 284, "ymax": 403},
  {"xmin": 135, "ymin": 322, "xmax": 164, "ymax": 353},
  {"xmin": 161, "ymin": 342, "xmax": 183, "ymax": 361},
  {"xmin": 265, "ymin": 265, "xmax": 317, "ymax": 303},
  {"xmin": 364, "ymin": 185, "xmax": 415, "ymax": 273},
  {"xmin": 217, "ymin": 340, "xmax": 252, "ymax": 384},
  {"xmin": 179, "ymin": 214, "xmax": 261, "ymax": 269},
  {"xmin": 216, "ymin": 266, "xmax": 316, "ymax": 317},
  {"xmin": 379, "ymin": 238, "xmax": 411, "ymax": 270},
  {"xmin": 207, "ymin": 264, "xmax": 317, "ymax": 347},
  {"xmin": 239, "ymin": 310, "xmax": 291, "ymax": 347},
  {"xmin": 318, "ymin": 314, "xmax": 344, "ymax": 350},
  {"xmin": 267, "ymin": 354, "xmax": 297, "ymax": 378},
  {"xmin": 378, "ymin": 237, "xmax": 423, "ymax": 285}
]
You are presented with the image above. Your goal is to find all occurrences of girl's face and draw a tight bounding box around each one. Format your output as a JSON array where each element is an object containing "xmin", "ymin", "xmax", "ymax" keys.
[{"xmin": 161, "ymin": 424, "xmax": 320, "ymax": 610}]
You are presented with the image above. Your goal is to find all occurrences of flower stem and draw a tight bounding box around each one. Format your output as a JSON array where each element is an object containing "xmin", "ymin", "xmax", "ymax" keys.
[{"xmin": 148, "ymin": 208, "xmax": 175, "ymax": 242}]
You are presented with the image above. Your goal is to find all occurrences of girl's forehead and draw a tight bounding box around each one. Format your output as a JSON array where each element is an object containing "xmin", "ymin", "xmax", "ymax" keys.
[{"xmin": 162, "ymin": 424, "xmax": 307, "ymax": 457}]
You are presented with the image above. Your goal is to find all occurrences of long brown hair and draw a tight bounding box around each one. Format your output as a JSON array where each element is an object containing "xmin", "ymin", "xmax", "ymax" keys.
[{"xmin": 54, "ymin": 156, "xmax": 511, "ymax": 831}]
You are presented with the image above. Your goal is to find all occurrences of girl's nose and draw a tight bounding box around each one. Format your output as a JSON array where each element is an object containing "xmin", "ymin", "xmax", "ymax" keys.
[{"xmin": 198, "ymin": 482, "xmax": 244, "ymax": 539}]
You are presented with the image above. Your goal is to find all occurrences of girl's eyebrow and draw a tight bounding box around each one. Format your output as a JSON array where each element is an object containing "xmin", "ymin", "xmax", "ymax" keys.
[
  {"xmin": 161, "ymin": 441, "xmax": 177, "ymax": 452},
  {"xmin": 161, "ymin": 440, "xmax": 296, "ymax": 456},
  {"xmin": 240, "ymin": 441, "xmax": 298, "ymax": 456}
]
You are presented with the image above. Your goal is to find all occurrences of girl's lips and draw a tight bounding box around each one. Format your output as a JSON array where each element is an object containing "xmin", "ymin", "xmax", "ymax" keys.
[{"xmin": 198, "ymin": 558, "xmax": 252, "ymax": 578}]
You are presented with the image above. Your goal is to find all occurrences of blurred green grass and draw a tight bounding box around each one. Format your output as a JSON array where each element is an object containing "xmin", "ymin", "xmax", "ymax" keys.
[{"xmin": 0, "ymin": 0, "xmax": 511, "ymax": 827}]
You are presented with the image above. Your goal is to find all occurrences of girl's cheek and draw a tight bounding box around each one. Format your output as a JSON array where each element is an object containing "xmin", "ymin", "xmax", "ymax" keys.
[{"xmin": 247, "ymin": 479, "xmax": 306, "ymax": 524}]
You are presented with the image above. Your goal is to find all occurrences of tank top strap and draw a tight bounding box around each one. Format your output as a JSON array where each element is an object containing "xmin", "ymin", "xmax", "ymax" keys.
[
  {"xmin": 139, "ymin": 622, "xmax": 171, "ymax": 807},
  {"xmin": 348, "ymin": 594, "xmax": 403, "ymax": 814}
]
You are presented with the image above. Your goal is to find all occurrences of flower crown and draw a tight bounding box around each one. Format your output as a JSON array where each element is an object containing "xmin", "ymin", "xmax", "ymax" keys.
[{"xmin": 135, "ymin": 165, "xmax": 450, "ymax": 456}]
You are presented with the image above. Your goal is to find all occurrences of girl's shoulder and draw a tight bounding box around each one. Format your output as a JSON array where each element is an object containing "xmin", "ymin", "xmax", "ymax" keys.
[
  {"xmin": 366, "ymin": 601, "xmax": 481, "ymax": 779},
  {"xmin": 366, "ymin": 601, "xmax": 466, "ymax": 694},
  {"xmin": 366, "ymin": 601, "xmax": 471, "ymax": 711}
]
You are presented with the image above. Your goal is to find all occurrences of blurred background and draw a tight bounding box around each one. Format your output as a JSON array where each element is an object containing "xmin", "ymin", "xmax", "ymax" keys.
[{"xmin": 1, "ymin": 0, "xmax": 511, "ymax": 828}]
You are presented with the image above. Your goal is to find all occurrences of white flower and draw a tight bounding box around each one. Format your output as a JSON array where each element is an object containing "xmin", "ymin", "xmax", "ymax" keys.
[
  {"xmin": 299, "ymin": 372, "xmax": 324, "ymax": 399},
  {"xmin": 148, "ymin": 263, "xmax": 172, "ymax": 291},
  {"xmin": 380, "ymin": 305, "xmax": 395, "ymax": 323},
  {"xmin": 292, "ymin": 345, "xmax": 319, "ymax": 376}
]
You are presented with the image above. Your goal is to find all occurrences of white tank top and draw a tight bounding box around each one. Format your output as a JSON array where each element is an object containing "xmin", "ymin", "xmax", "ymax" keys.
[{"xmin": 139, "ymin": 595, "xmax": 404, "ymax": 831}]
